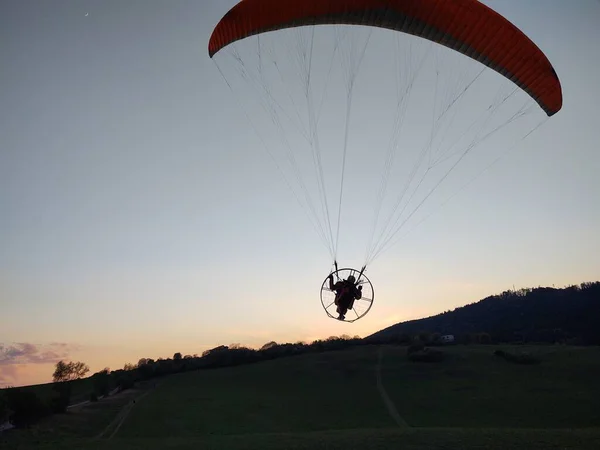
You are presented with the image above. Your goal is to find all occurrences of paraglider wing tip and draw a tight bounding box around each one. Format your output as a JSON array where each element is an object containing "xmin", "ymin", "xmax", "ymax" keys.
[
  {"xmin": 208, "ymin": 34, "xmax": 219, "ymax": 58},
  {"xmin": 547, "ymin": 67, "xmax": 563, "ymax": 117}
]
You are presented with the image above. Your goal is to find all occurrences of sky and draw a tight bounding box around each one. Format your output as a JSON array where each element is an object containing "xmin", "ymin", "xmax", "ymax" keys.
[{"xmin": 1, "ymin": 0, "xmax": 599, "ymax": 388}]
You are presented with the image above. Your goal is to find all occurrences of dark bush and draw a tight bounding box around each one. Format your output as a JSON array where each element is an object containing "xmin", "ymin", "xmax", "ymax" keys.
[
  {"xmin": 0, "ymin": 391, "xmax": 11, "ymax": 424},
  {"xmin": 4, "ymin": 389, "xmax": 51, "ymax": 428},
  {"xmin": 116, "ymin": 374, "xmax": 136, "ymax": 391},
  {"xmin": 49, "ymin": 396, "xmax": 68, "ymax": 414},
  {"xmin": 407, "ymin": 340, "xmax": 426, "ymax": 355},
  {"xmin": 50, "ymin": 382, "xmax": 72, "ymax": 413},
  {"xmin": 92, "ymin": 369, "xmax": 111, "ymax": 397},
  {"xmin": 408, "ymin": 347, "xmax": 444, "ymax": 362},
  {"xmin": 90, "ymin": 392, "xmax": 98, "ymax": 402}
]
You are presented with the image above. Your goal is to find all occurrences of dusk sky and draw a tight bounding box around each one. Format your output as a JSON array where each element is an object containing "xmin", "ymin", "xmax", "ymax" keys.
[{"xmin": 1, "ymin": 0, "xmax": 599, "ymax": 387}]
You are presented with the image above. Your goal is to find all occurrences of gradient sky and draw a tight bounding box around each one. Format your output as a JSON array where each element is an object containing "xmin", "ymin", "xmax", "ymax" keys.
[{"xmin": 1, "ymin": 0, "xmax": 599, "ymax": 388}]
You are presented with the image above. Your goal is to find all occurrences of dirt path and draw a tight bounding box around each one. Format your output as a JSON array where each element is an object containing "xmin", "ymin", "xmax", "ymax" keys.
[
  {"xmin": 94, "ymin": 386, "xmax": 155, "ymax": 440},
  {"xmin": 376, "ymin": 345, "xmax": 410, "ymax": 428},
  {"xmin": 67, "ymin": 387, "xmax": 120, "ymax": 411}
]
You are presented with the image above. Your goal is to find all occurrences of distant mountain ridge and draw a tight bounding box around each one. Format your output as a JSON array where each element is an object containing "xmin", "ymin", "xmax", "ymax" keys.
[{"xmin": 367, "ymin": 281, "xmax": 600, "ymax": 344}]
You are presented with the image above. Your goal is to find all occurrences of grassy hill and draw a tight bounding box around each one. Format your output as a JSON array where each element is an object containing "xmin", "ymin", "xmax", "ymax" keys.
[
  {"xmin": 368, "ymin": 281, "xmax": 600, "ymax": 344},
  {"xmin": 3, "ymin": 280, "xmax": 600, "ymax": 448},
  {"xmin": 2, "ymin": 344, "xmax": 600, "ymax": 449}
]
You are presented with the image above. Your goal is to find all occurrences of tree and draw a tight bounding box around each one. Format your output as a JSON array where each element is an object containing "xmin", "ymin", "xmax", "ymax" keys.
[
  {"xmin": 52, "ymin": 360, "xmax": 90, "ymax": 383},
  {"xmin": 92, "ymin": 368, "xmax": 111, "ymax": 397},
  {"xmin": 173, "ymin": 352, "xmax": 182, "ymax": 360},
  {"xmin": 51, "ymin": 360, "xmax": 89, "ymax": 413},
  {"xmin": 260, "ymin": 341, "xmax": 278, "ymax": 351},
  {"xmin": 202, "ymin": 345, "xmax": 228, "ymax": 357},
  {"xmin": 137, "ymin": 359, "xmax": 156, "ymax": 379}
]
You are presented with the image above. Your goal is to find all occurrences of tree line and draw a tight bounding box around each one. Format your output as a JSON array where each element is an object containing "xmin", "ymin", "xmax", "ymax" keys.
[
  {"xmin": 0, "ymin": 335, "xmax": 363, "ymax": 429},
  {"xmin": 367, "ymin": 281, "xmax": 600, "ymax": 345}
]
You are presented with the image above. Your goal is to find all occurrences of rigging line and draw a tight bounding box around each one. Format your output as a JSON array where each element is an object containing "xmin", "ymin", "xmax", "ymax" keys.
[
  {"xmin": 316, "ymin": 26, "xmax": 343, "ymax": 126},
  {"xmin": 369, "ymin": 87, "xmax": 523, "ymax": 262},
  {"xmin": 435, "ymin": 88, "xmax": 524, "ymax": 167},
  {"xmin": 214, "ymin": 60, "xmax": 334, "ymax": 257},
  {"xmin": 263, "ymin": 102, "xmax": 332, "ymax": 250},
  {"xmin": 429, "ymin": 83, "xmax": 517, "ymax": 168},
  {"xmin": 373, "ymin": 164, "xmax": 432, "ymax": 259},
  {"xmin": 333, "ymin": 28, "xmax": 373, "ymax": 259},
  {"xmin": 373, "ymin": 131, "xmax": 493, "ymax": 260},
  {"xmin": 366, "ymin": 42, "xmax": 441, "ymax": 259},
  {"xmin": 427, "ymin": 61, "xmax": 442, "ymax": 168},
  {"xmin": 365, "ymin": 39, "xmax": 432, "ymax": 262},
  {"xmin": 430, "ymin": 66, "xmax": 488, "ymax": 163},
  {"xmin": 371, "ymin": 105, "xmax": 504, "ymax": 261},
  {"xmin": 236, "ymin": 46, "xmax": 312, "ymax": 144},
  {"xmin": 431, "ymin": 96, "xmax": 461, "ymax": 163},
  {"xmin": 387, "ymin": 73, "xmax": 450, "ymax": 240},
  {"xmin": 437, "ymin": 66, "xmax": 486, "ymax": 124},
  {"xmin": 368, "ymin": 137, "xmax": 431, "ymax": 260},
  {"xmin": 246, "ymin": 46, "xmax": 332, "ymax": 250},
  {"xmin": 281, "ymin": 28, "xmax": 334, "ymax": 249},
  {"xmin": 429, "ymin": 52, "xmax": 479, "ymax": 167},
  {"xmin": 369, "ymin": 107, "xmax": 436, "ymax": 258},
  {"xmin": 265, "ymin": 42, "xmax": 312, "ymax": 143},
  {"xmin": 258, "ymin": 28, "xmax": 384, "ymax": 253},
  {"xmin": 369, "ymin": 148, "xmax": 471, "ymax": 264},
  {"xmin": 335, "ymin": 93, "xmax": 354, "ymax": 259},
  {"xmin": 303, "ymin": 27, "xmax": 337, "ymax": 255},
  {"xmin": 220, "ymin": 61, "xmax": 332, "ymax": 253},
  {"xmin": 221, "ymin": 49, "xmax": 334, "ymax": 255},
  {"xmin": 255, "ymin": 53, "xmax": 333, "ymax": 246},
  {"xmin": 368, "ymin": 65, "xmax": 441, "ymax": 259},
  {"xmin": 364, "ymin": 97, "xmax": 410, "ymax": 262},
  {"xmin": 370, "ymin": 115, "xmax": 549, "ymax": 263}
]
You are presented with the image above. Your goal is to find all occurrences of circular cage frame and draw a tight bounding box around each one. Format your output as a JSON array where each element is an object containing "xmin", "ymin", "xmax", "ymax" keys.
[{"xmin": 320, "ymin": 267, "xmax": 374, "ymax": 323}]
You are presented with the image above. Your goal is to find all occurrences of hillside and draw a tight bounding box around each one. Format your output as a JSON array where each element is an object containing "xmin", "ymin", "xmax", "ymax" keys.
[
  {"xmin": 3, "ymin": 281, "xmax": 599, "ymax": 436},
  {"xmin": 368, "ymin": 282, "xmax": 600, "ymax": 344},
  {"xmin": 3, "ymin": 345, "xmax": 600, "ymax": 450}
]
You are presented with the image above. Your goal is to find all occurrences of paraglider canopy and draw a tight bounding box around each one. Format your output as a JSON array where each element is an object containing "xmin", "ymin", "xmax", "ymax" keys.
[
  {"xmin": 208, "ymin": 0, "xmax": 563, "ymax": 323},
  {"xmin": 209, "ymin": 0, "xmax": 562, "ymax": 116}
]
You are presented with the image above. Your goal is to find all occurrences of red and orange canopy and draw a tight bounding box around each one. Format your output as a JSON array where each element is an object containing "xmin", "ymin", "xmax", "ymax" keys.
[{"xmin": 209, "ymin": 0, "xmax": 562, "ymax": 116}]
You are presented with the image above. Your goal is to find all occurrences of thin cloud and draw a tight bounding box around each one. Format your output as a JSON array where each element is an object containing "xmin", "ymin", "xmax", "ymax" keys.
[{"xmin": 0, "ymin": 342, "xmax": 80, "ymax": 366}]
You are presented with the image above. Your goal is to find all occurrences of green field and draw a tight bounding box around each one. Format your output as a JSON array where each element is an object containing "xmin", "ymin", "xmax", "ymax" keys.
[
  {"xmin": 2, "ymin": 344, "xmax": 600, "ymax": 449},
  {"xmin": 381, "ymin": 344, "xmax": 600, "ymax": 428}
]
